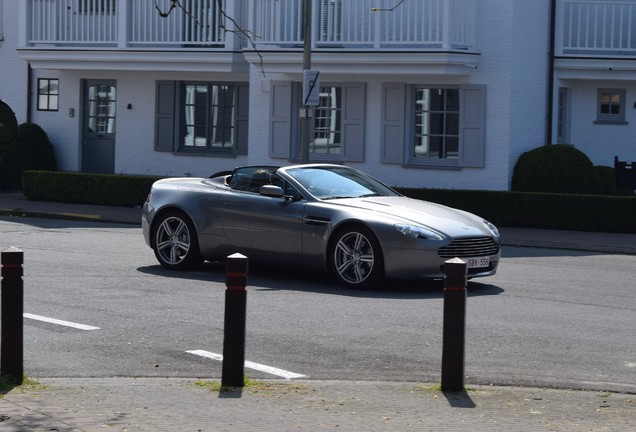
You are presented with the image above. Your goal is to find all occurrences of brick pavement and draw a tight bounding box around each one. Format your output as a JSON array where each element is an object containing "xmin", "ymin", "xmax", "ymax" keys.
[{"xmin": 1, "ymin": 378, "xmax": 635, "ymax": 431}]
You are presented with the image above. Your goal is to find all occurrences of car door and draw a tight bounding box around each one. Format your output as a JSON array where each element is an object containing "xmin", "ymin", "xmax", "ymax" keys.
[{"xmin": 218, "ymin": 187, "xmax": 306, "ymax": 256}]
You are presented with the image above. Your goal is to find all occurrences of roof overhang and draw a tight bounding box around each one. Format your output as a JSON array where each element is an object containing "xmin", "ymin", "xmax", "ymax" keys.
[
  {"xmin": 555, "ymin": 57, "xmax": 636, "ymax": 80},
  {"xmin": 17, "ymin": 48, "xmax": 250, "ymax": 74},
  {"xmin": 243, "ymin": 50, "xmax": 481, "ymax": 76}
]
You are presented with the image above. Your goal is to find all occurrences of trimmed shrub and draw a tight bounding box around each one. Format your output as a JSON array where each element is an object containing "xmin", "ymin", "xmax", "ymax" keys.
[
  {"xmin": 395, "ymin": 187, "xmax": 636, "ymax": 233},
  {"xmin": 0, "ymin": 123, "xmax": 57, "ymax": 190},
  {"xmin": 594, "ymin": 165, "xmax": 616, "ymax": 195},
  {"xmin": 23, "ymin": 170, "xmax": 163, "ymax": 207},
  {"xmin": 511, "ymin": 144, "xmax": 603, "ymax": 195}
]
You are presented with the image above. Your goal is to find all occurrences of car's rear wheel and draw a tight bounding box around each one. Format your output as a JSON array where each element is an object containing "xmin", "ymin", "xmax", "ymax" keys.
[
  {"xmin": 329, "ymin": 225, "xmax": 384, "ymax": 289},
  {"xmin": 152, "ymin": 210, "xmax": 203, "ymax": 270}
]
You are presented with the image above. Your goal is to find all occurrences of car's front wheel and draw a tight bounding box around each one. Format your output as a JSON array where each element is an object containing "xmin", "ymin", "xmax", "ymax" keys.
[
  {"xmin": 152, "ymin": 210, "xmax": 203, "ymax": 270},
  {"xmin": 329, "ymin": 225, "xmax": 384, "ymax": 289}
]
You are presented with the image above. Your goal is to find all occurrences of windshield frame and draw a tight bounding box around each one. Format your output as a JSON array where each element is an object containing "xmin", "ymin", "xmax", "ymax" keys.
[{"xmin": 284, "ymin": 165, "xmax": 400, "ymax": 200}]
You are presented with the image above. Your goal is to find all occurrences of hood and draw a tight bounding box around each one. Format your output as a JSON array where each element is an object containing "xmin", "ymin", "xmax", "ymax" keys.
[{"xmin": 331, "ymin": 196, "xmax": 493, "ymax": 238}]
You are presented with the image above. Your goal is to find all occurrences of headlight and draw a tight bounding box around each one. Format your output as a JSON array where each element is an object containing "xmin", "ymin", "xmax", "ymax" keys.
[
  {"xmin": 483, "ymin": 219, "xmax": 500, "ymax": 239},
  {"xmin": 394, "ymin": 224, "xmax": 444, "ymax": 240}
]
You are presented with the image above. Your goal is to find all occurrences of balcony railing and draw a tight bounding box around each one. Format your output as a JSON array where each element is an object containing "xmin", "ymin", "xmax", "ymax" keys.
[
  {"xmin": 25, "ymin": 0, "xmax": 240, "ymax": 49},
  {"xmin": 250, "ymin": 0, "xmax": 477, "ymax": 50},
  {"xmin": 23, "ymin": 0, "xmax": 478, "ymax": 52},
  {"xmin": 557, "ymin": 0, "xmax": 636, "ymax": 56}
]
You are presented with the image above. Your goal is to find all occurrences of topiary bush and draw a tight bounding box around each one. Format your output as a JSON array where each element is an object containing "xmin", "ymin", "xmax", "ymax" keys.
[
  {"xmin": 0, "ymin": 123, "xmax": 58, "ymax": 190},
  {"xmin": 594, "ymin": 165, "xmax": 617, "ymax": 195},
  {"xmin": 511, "ymin": 144, "xmax": 603, "ymax": 195}
]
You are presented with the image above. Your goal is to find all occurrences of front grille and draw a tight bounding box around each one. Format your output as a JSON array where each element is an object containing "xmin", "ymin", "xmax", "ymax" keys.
[{"xmin": 438, "ymin": 237, "xmax": 500, "ymax": 258}]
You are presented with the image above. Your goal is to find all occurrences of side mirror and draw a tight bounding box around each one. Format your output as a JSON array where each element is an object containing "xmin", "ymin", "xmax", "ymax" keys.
[{"xmin": 259, "ymin": 185, "xmax": 285, "ymax": 198}]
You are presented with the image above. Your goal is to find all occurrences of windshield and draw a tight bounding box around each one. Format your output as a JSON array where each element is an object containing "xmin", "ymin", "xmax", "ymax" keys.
[{"xmin": 286, "ymin": 166, "xmax": 399, "ymax": 200}]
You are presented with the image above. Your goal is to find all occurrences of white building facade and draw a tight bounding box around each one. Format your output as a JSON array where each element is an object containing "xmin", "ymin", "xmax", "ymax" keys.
[{"xmin": 1, "ymin": 0, "xmax": 634, "ymax": 190}]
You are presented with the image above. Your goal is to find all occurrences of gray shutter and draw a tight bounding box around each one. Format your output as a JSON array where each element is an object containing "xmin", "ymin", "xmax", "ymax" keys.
[
  {"xmin": 155, "ymin": 81, "xmax": 176, "ymax": 152},
  {"xmin": 269, "ymin": 81, "xmax": 292, "ymax": 159},
  {"xmin": 459, "ymin": 85, "xmax": 486, "ymax": 168},
  {"xmin": 381, "ymin": 83, "xmax": 406, "ymax": 164},
  {"xmin": 341, "ymin": 82, "xmax": 365, "ymax": 162},
  {"xmin": 235, "ymin": 83, "xmax": 249, "ymax": 156}
]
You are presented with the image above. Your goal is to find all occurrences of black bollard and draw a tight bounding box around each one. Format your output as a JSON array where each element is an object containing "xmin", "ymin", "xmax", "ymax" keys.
[
  {"xmin": 1, "ymin": 246, "xmax": 24, "ymax": 384},
  {"xmin": 221, "ymin": 253, "xmax": 248, "ymax": 388},
  {"xmin": 441, "ymin": 257, "xmax": 467, "ymax": 392}
]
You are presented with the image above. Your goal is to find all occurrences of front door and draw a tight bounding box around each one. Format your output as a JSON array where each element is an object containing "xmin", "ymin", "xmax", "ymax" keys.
[{"xmin": 82, "ymin": 80, "xmax": 116, "ymax": 173}]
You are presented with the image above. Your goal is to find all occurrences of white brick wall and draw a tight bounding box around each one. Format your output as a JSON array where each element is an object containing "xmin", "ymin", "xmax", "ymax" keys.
[
  {"xmin": 0, "ymin": 1, "xmax": 583, "ymax": 190},
  {"xmin": 0, "ymin": 0, "xmax": 28, "ymax": 122}
]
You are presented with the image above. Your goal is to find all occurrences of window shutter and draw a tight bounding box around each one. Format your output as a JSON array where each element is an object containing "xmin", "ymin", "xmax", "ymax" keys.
[
  {"xmin": 155, "ymin": 81, "xmax": 176, "ymax": 152},
  {"xmin": 235, "ymin": 83, "xmax": 249, "ymax": 155},
  {"xmin": 342, "ymin": 82, "xmax": 365, "ymax": 162},
  {"xmin": 269, "ymin": 81, "xmax": 292, "ymax": 159},
  {"xmin": 381, "ymin": 83, "xmax": 406, "ymax": 164},
  {"xmin": 459, "ymin": 85, "xmax": 486, "ymax": 168}
]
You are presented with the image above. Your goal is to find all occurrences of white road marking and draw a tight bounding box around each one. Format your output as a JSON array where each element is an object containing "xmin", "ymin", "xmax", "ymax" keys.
[
  {"xmin": 23, "ymin": 313, "xmax": 101, "ymax": 331},
  {"xmin": 186, "ymin": 349, "xmax": 307, "ymax": 379}
]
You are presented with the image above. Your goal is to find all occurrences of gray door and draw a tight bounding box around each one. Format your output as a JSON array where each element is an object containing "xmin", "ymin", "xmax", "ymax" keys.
[
  {"xmin": 219, "ymin": 191, "xmax": 305, "ymax": 256},
  {"xmin": 82, "ymin": 80, "xmax": 116, "ymax": 173}
]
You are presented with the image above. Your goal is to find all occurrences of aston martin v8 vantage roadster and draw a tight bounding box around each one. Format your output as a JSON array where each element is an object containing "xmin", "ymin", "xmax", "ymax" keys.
[{"xmin": 142, "ymin": 164, "xmax": 500, "ymax": 289}]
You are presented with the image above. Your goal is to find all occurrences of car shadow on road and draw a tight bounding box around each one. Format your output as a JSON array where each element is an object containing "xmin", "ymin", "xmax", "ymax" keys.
[{"xmin": 137, "ymin": 262, "xmax": 504, "ymax": 299}]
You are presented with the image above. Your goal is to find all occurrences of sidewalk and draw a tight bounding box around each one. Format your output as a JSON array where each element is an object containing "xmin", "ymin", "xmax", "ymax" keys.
[
  {"xmin": 1, "ymin": 190, "xmax": 636, "ymax": 254},
  {"xmin": 1, "ymin": 191, "xmax": 636, "ymax": 431},
  {"xmin": 1, "ymin": 377, "xmax": 634, "ymax": 432}
]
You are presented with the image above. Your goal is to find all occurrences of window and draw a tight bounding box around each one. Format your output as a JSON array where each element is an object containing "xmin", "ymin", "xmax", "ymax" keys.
[
  {"xmin": 557, "ymin": 88, "xmax": 570, "ymax": 143},
  {"xmin": 183, "ymin": 83, "xmax": 236, "ymax": 153},
  {"xmin": 154, "ymin": 81, "xmax": 248, "ymax": 156},
  {"xmin": 311, "ymin": 86, "xmax": 342, "ymax": 156},
  {"xmin": 37, "ymin": 79, "xmax": 59, "ymax": 111},
  {"xmin": 381, "ymin": 83, "xmax": 485, "ymax": 168},
  {"xmin": 596, "ymin": 89, "xmax": 627, "ymax": 124},
  {"xmin": 268, "ymin": 81, "xmax": 365, "ymax": 162},
  {"xmin": 414, "ymin": 88, "xmax": 460, "ymax": 161},
  {"xmin": 87, "ymin": 84, "xmax": 116, "ymax": 134}
]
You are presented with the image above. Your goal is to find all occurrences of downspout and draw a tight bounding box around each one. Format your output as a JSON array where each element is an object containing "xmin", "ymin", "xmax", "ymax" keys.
[
  {"xmin": 26, "ymin": 63, "xmax": 33, "ymax": 123},
  {"xmin": 546, "ymin": 0, "xmax": 557, "ymax": 146}
]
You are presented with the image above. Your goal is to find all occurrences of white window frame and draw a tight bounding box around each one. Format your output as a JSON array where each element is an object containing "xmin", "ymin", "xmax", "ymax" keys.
[
  {"xmin": 595, "ymin": 88, "xmax": 627, "ymax": 125},
  {"xmin": 557, "ymin": 87, "xmax": 571, "ymax": 144},
  {"xmin": 380, "ymin": 83, "xmax": 485, "ymax": 168},
  {"xmin": 411, "ymin": 87, "xmax": 461, "ymax": 165},
  {"xmin": 181, "ymin": 82, "xmax": 237, "ymax": 154},
  {"xmin": 37, "ymin": 78, "xmax": 60, "ymax": 112}
]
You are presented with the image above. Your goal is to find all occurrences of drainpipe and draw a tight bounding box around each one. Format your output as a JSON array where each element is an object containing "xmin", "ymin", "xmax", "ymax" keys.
[
  {"xmin": 546, "ymin": 0, "xmax": 557, "ymax": 146},
  {"xmin": 26, "ymin": 63, "xmax": 33, "ymax": 123}
]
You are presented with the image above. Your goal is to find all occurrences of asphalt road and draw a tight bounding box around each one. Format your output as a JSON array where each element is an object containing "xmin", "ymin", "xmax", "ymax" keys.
[{"xmin": 1, "ymin": 217, "xmax": 634, "ymax": 393}]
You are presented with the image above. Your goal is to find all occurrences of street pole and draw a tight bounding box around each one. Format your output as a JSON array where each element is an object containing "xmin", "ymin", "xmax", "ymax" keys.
[{"xmin": 300, "ymin": 0, "xmax": 312, "ymax": 164}]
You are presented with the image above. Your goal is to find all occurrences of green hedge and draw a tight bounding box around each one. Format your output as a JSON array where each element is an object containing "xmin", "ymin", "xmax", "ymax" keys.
[
  {"xmin": 23, "ymin": 170, "xmax": 163, "ymax": 208},
  {"xmin": 394, "ymin": 188, "xmax": 636, "ymax": 233},
  {"xmin": 20, "ymin": 170, "xmax": 636, "ymax": 233}
]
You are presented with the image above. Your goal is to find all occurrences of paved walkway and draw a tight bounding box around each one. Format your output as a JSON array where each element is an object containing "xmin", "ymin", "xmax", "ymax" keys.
[
  {"xmin": 2, "ymin": 378, "xmax": 635, "ymax": 431},
  {"xmin": 1, "ymin": 191, "xmax": 636, "ymax": 431}
]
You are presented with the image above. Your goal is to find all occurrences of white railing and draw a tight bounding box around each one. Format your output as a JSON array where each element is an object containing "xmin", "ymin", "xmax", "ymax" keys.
[
  {"xmin": 558, "ymin": 0, "xmax": 636, "ymax": 55},
  {"xmin": 26, "ymin": 0, "xmax": 235, "ymax": 48},
  {"xmin": 24, "ymin": 0, "xmax": 477, "ymax": 51},
  {"xmin": 249, "ymin": 0, "xmax": 478, "ymax": 50}
]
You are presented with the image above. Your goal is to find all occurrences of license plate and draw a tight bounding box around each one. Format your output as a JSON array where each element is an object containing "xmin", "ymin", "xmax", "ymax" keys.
[{"xmin": 466, "ymin": 257, "xmax": 490, "ymax": 269}]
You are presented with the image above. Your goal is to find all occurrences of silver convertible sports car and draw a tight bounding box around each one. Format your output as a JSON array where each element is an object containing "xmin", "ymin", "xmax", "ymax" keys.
[{"xmin": 142, "ymin": 164, "xmax": 501, "ymax": 289}]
